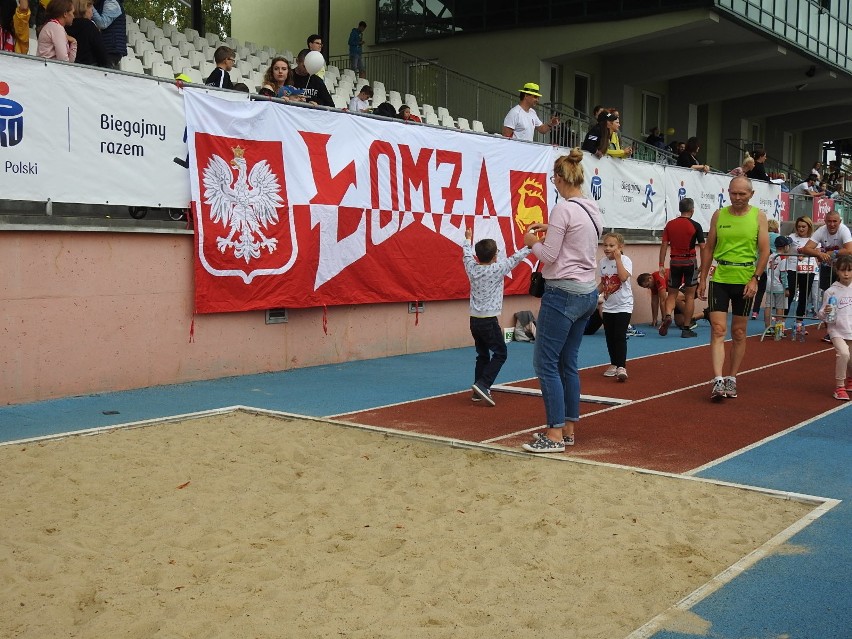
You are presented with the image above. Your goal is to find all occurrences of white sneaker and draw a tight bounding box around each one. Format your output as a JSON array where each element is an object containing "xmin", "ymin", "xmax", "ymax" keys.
[
  {"xmin": 616, "ymin": 367, "xmax": 628, "ymax": 382},
  {"xmin": 603, "ymin": 365, "xmax": 618, "ymax": 377}
]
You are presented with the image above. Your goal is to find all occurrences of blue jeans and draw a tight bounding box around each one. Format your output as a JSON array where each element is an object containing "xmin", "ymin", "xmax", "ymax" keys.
[
  {"xmin": 533, "ymin": 286, "xmax": 598, "ymax": 427},
  {"xmin": 470, "ymin": 316, "xmax": 507, "ymax": 389}
]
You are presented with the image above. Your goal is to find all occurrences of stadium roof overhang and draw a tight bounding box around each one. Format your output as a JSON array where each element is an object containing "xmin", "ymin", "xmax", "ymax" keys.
[{"xmin": 554, "ymin": 10, "xmax": 852, "ymax": 139}]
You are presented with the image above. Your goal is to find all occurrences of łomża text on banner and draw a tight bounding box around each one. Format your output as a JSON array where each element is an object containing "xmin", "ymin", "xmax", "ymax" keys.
[{"xmin": 184, "ymin": 89, "xmax": 552, "ymax": 312}]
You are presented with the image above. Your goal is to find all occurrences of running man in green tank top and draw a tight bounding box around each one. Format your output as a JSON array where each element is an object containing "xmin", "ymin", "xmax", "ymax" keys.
[{"xmin": 698, "ymin": 176, "xmax": 770, "ymax": 401}]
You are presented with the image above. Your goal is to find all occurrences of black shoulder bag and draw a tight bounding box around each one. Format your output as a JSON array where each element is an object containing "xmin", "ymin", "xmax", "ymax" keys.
[{"xmin": 528, "ymin": 198, "xmax": 600, "ymax": 298}]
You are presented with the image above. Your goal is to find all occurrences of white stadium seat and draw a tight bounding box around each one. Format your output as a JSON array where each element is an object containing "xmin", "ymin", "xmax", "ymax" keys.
[
  {"xmin": 472, "ymin": 120, "xmax": 485, "ymax": 133},
  {"xmin": 421, "ymin": 104, "xmax": 435, "ymax": 117},
  {"xmin": 172, "ymin": 57, "xmax": 192, "ymax": 74},
  {"xmin": 151, "ymin": 61, "xmax": 175, "ymax": 80},
  {"xmin": 187, "ymin": 50, "xmax": 206, "ymax": 69},
  {"xmin": 133, "ymin": 39, "xmax": 153, "ymax": 56},
  {"xmin": 119, "ymin": 56, "xmax": 144, "ymax": 74},
  {"xmin": 176, "ymin": 40, "xmax": 194, "ymax": 58},
  {"xmin": 246, "ymin": 55, "xmax": 261, "ymax": 71},
  {"xmin": 169, "ymin": 31, "xmax": 187, "ymax": 47},
  {"xmin": 457, "ymin": 117, "xmax": 471, "ymax": 131},
  {"xmin": 236, "ymin": 61, "xmax": 254, "ymax": 78},
  {"xmin": 332, "ymin": 94, "xmax": 348, "ymax": 110},
  {"xmin": 205, "ymin": 32, "xmax": 219, "ymax": 47},
  {"xmin": 248, "ymin": 70, "xmax": 264, "ymax": 91},
  {"xmin": 425, "ymin": 112, "xmax": 439, "ymax": 126},
  {"xmin": 184, "ymin": 28, "xmax": 200, "ymax": 41},
  {"xmin": 440, "ymin": 113, "xmax": 456, "ymax": 128},
  {"xmin": 141, "ymin": 49, "xmax": 164, "ymax": 70},
  {"xmin": 199, "ymin": 60, "xmax": 216, "ymax": 80},
  {"xmin": 437, "ymin": 106, "xmax": 451, "ymax": 120},
  {"xmin": 229, "ymin": 68, "xmax": 244, "ymax": 85},
  {"xmin": 182, "ymin": 67, "xmax": 203, "ymax": 84},
  {"xmin": 161, "ymin": 22, "xmax": 175, "ymax": 38}
]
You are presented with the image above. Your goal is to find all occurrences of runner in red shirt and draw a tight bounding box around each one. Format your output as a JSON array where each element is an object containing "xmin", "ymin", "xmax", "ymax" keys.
[
  {"xmin": 636, "ymin": 269, "xmax": 668, "ymax": 327},
  {"xmin": 659, "ymin": 197, "xmax": 705, "ymax": 338}
]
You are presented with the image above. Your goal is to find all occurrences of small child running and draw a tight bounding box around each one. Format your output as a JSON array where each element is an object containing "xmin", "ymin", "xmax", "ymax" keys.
[
  {"xmin": 599, "ymin": 232, "xmax": 634, "ymax": 381},
  {"xmin": 817, "ymin": 254, "xmax": 852, "ymax": 400},
  {"xmin": 462, "ymin": 228, "xmax": 531, "ymax": 406}
]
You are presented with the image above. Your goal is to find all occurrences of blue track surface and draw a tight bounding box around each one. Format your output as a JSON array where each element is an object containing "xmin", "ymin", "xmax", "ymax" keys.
[{"xmin": 1, "ymin": 318, "xmax": 848, "ymax": 637}]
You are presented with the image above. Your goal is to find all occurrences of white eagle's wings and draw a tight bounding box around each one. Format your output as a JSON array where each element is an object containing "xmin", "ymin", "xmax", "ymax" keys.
[
  {"xmin": 247, "ymin": 160, "xmax": 285, "ymax": 227},
  {"xmin": 203, "ymin": 155, "xmax": 236, "ymax": 226}
]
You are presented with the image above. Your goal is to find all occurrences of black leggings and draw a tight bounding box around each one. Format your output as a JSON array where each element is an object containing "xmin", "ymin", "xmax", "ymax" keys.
[
  {"xmin": 786, "ymin": 270, "xmax": 813, "ymax": 320},
  {"xmin": 602, "ymin": 311, "xmax": 632, "ymax": 368}
]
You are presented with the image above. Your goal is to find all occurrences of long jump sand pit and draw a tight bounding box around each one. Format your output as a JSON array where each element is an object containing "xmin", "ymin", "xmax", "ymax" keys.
[{"xmin": 1, "ymin": 410, "xmax": 818, "ymax": 638}]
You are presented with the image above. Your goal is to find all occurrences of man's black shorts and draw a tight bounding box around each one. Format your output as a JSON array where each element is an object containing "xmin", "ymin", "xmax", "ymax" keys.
[
  {"xmin": 708, "ymin": 280, "xmax": 753, "ymax": 317},
  {"xmin": 667, "ymin": 263, "xmax": 698, "ymax": 289}
]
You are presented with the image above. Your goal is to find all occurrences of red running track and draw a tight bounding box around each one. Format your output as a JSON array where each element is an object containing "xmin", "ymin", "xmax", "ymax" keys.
[{"xmin": 337, "ymin": 337, "xmax": 839, "ymax": 473}]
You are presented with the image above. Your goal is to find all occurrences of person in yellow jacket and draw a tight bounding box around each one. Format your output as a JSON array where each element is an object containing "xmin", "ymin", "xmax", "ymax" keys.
[
  {"xmin": 606, "ymin": 112, "xmax": 633, "ymax": 158},
  {"xmin": 1, "ymin": 0, "xmax": 30, "ymax": 54}
]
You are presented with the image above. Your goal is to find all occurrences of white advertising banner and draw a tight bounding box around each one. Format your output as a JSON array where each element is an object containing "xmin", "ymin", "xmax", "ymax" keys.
[
  {"xmin": 663, "ymin": 167, "xmax": 783, "ymax": 230},
  {"xmin": 0, "ymin": 54, "xmax": 242, "ymax": 208},
  {"xmin": 0, "ymin": 53, "xmax": 781, "ymax": 218}
]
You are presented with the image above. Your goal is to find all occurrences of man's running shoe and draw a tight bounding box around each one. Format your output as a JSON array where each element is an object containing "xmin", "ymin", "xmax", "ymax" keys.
[
  {"xmin": 711, "ymin": 378, "xmax": 726, "ymax": 401},
  {"xmin": 681, "ymin": 328, "xmax": 698, "ymax": 338},
  {"xmin": 724, "ymin": 376, "xmax": 737, "ymax": 398},
  {"xmin": 658, "ymin": 316, "xmax": 672, "ymax": 336},
  {"xmin": 626, "ymin": 325, "xmax": 645, "ymax": 337}
]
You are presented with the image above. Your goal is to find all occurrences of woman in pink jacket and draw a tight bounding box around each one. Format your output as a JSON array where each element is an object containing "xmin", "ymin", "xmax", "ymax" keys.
[{"xmin": 37, "ymin": 0, "xmax": 77, "ymax": 61}]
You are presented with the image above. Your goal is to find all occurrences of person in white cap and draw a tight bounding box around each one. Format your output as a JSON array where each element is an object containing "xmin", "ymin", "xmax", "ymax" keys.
[{"xmin": 502, "ymin": 82, "xmax": 559, "ymax": 142}]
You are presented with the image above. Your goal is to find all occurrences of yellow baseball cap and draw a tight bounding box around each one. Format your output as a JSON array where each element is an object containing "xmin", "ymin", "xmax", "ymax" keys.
[{"xmin": 519, "ymin": 82, "xmax": 542, "ymax": 96}]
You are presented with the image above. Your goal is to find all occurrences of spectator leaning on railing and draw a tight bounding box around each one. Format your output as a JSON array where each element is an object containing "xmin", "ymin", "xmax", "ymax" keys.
[
  {"xmin": 67, "ymin": 0, "xmax": 108, "ymax": 68},
  {"xmin": 502, "ymin": 82, "xmax": 559, "ymax": 142},
  {"xmin": 37, "ymin": 0, "xmax": 76, "ymax": 61}
]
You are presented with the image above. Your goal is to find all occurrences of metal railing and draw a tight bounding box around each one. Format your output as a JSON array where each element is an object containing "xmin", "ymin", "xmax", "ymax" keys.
[
  {"xmin": 328, "ymin": 48, "xmax": 675, "ymax": 166},
  {"xmin": 724, "ymin": 139, "xmax": 804, "ymax": 186}
]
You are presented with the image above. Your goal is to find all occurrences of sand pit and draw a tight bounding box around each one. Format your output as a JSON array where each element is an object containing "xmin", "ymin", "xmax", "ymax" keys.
[{"xmin": 0, "ymin": 411, "xmax": 816, "ymax": 638}]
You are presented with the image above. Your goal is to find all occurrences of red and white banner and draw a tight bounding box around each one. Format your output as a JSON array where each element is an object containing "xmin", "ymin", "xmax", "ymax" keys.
[
  {"xmin": 184, "ymin": 90, "xmax": 552, "ymax": 312},
  {"xmin": 812, "ymin": 196, "xmax": 835, "ymax": 222}
]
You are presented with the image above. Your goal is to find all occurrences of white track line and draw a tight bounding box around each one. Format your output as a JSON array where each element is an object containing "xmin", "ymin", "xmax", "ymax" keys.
[
  {"xmin": 486, "ymin": 348, "xmax": 835, "ymax": 445},
  {"xmin": 624, "ymin": 497, "xmax": 841, "ymax": 639}
]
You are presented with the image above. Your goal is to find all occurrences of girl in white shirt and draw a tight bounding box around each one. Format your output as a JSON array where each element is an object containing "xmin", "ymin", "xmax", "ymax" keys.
[
  {"xmin": 817, "ymin": 254, "xmax": 852, "ymax": 400},
  {"xmin": 599, "ymin": 232, "xmax": 634, "ymax": 381}
]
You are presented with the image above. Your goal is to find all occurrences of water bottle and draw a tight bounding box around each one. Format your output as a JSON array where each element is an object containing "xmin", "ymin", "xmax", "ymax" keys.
[{"xmin": 826, "ymin": 295, "xmax": 837, "ymax": 324}]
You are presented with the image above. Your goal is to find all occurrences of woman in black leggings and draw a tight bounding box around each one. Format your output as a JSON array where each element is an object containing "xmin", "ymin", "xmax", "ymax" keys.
[{"xmin": 786, "ymin": 216, "xmax": 816, "ymax": 324}]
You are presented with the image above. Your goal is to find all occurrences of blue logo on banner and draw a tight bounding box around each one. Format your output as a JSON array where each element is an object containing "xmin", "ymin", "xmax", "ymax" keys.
[
  {"xmin": 0, "ymin": 82, "xmax": 24, "ymax": 147},
  {"xmin": 677, "ymin": 182, "xmax": 686, "ymax": 201},
  {"xmin": 642, "ymin": 179, "xmax": 656, "ymax": 210},
  {"xmin": 591, "ymin": 168, "xmax": 602, "ymax": 200}
]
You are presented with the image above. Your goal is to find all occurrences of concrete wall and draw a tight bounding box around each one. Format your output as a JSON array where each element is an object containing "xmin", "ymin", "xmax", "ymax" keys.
[
  {"xmin": 0, "ymin": 228, "xmax": 665, "ymax": 406},
  {"xmin": 232, "ymin": 0, "xmax": 373, "ymax": 59}
]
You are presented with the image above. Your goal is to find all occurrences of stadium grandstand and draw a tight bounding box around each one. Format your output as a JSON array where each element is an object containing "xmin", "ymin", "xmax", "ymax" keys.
[{"xmin": 2, "ymin": 0, "xmax": 852, "ymax": 407}]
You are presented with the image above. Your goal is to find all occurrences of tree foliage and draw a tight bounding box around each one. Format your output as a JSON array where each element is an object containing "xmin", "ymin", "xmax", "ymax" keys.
[{"xmin": 124, "ymin": 0, "xmax": 231, "ymax": 39}]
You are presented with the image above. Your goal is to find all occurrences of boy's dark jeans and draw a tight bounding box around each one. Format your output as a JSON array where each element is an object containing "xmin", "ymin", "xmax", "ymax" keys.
[{"xmin": 470, "ymin": 316, "xmax": 508, "ymax": 389}]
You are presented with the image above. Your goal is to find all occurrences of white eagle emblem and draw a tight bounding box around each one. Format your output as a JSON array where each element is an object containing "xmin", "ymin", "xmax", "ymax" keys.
[{"xmin": 202, "ymin": 146, "xmax": 285, "ymax": 263}]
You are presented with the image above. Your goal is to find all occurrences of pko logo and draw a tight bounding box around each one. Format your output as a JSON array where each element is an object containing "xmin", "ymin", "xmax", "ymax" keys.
[{"xmin": 0, "ymin": 82, "xmax": 24, "ymax": 147}]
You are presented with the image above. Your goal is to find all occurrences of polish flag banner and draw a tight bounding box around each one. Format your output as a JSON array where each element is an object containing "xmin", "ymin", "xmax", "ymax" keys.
[{"xmin": 184, "ymin": 90, "xmax": 551, "ymax": 313}]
